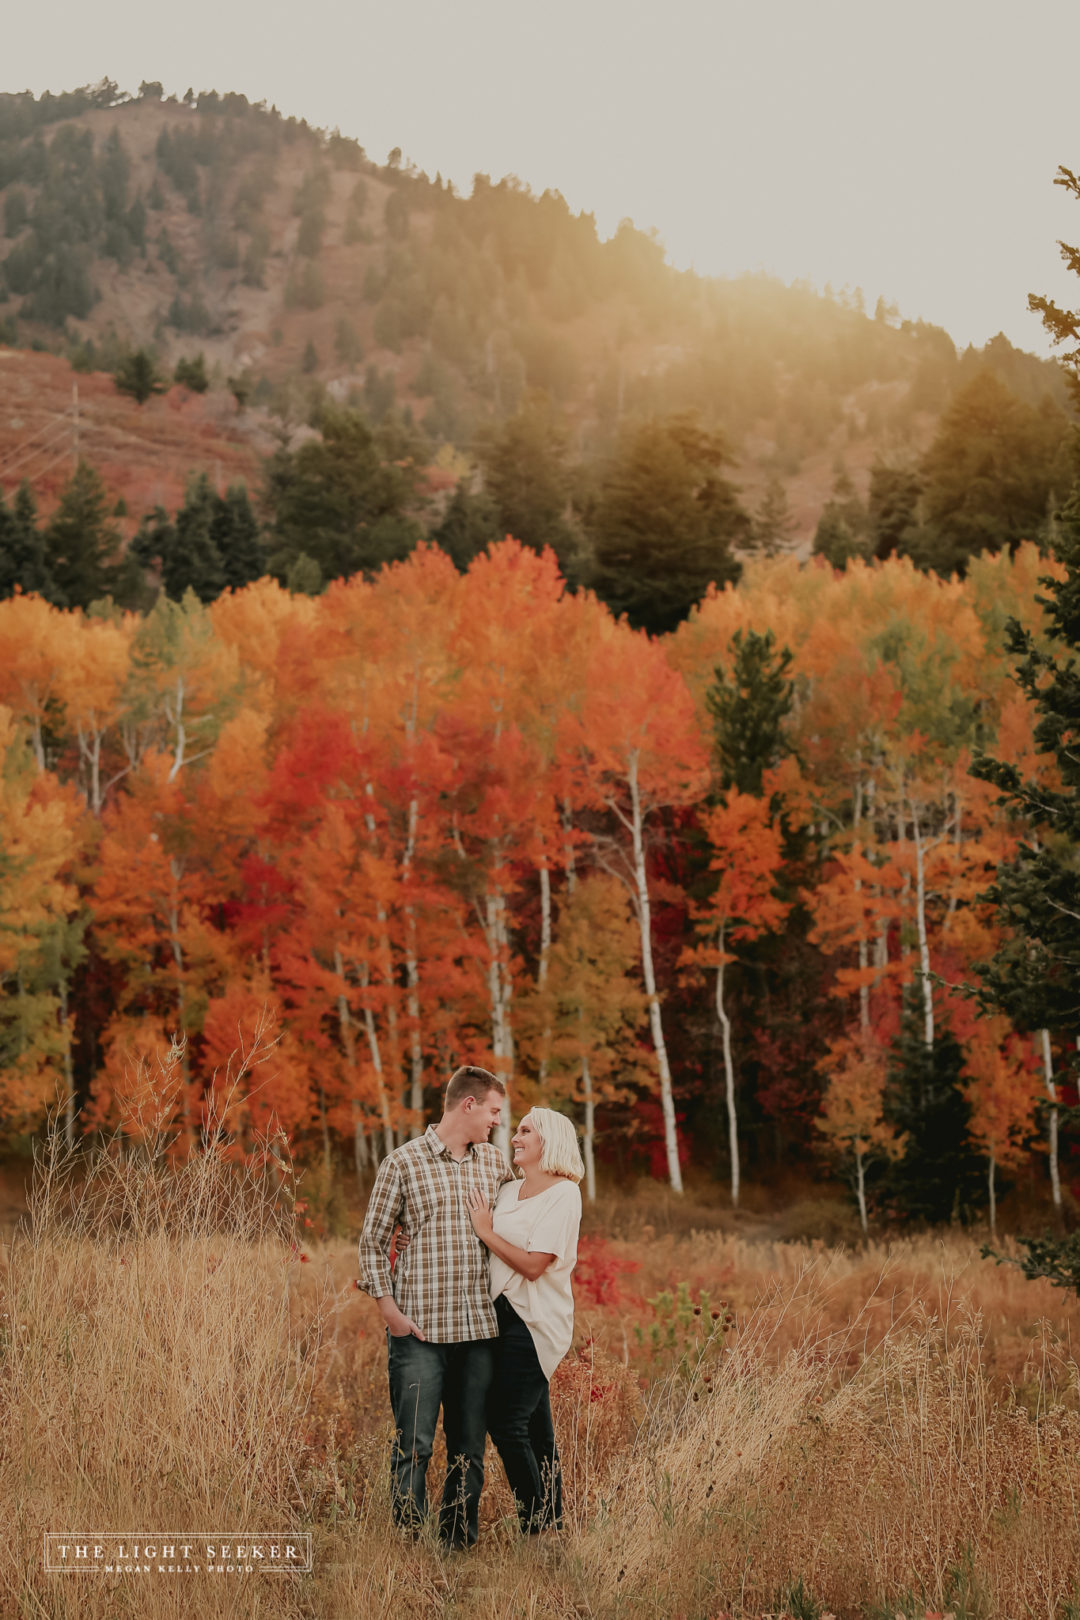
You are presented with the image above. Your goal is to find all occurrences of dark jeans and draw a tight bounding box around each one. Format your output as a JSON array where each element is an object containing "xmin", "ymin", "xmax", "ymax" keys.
[
  {"xmin": 487, "ymin": 1295, "xmax": 563, "ymax": 1534},
  {"xmin": 386, "ymin": 1331, "xmax": 495, "ymax": 1548}
]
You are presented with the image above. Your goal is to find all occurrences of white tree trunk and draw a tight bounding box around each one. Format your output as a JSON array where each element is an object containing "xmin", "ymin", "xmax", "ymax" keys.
[
  {"xmin": 357, "ymin": 957, "xmax": 396, "ymax": 1159},
  {"xmin": 715, "ymin": 935, "xmax": 739, "ymax": 1209},
  {"xmin": 334, "ymin": 946, "xmax": 370, "ymax": 1177},
  {"xmin": 485, "ymin": 883, "xmax": 515, "ymax": 1158},
  {"xmin": 60, "ymin": 980, "xmax": 76, "ymax": 1151},
  {"xmin": 581, "ymin": 1052, "xmax": 596, "ymax": 1202},
  {"xmin": 988, "ymin": 1146, "xmax": 997, "ymax": 1239},
  {"xmin": 628, "ymin": 752, "xmax": 683, "ymax": 1192},
  {"xmin": 537, "ymin": 862, "xmax": 552, "ymax": 1084},
  {"xmin": 854, "ymin": 1144, "xmax": 868, "ymax": 1236},
  {"xmin": 403, "ymin": 795, "xmax": 424, "ymax": 1136},
  {"xmin": 853, "ymin": 772, "xmax": 870, "ymax": 1033},
  {"xmin": 909, "ymin": 802, "xmax": 934, "ymax": 1051},
  {"xmin": 1041, "ymin": 1028, "xmax": 1063, "ymax": 1214}
]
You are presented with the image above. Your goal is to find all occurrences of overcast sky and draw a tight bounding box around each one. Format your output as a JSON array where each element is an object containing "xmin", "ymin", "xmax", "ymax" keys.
[{"xmin": 10, "ymin": 0, "xmax": 1080, "ymax": 354}]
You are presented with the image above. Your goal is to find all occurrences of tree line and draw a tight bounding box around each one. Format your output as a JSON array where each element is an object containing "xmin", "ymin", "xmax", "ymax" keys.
[{"xmin": 0, "ymin": 536, "xmax": 1077, "ymax": 1234}]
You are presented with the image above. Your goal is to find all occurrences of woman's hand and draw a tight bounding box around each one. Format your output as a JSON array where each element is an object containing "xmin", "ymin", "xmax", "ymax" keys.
[{"xmin": 466, "ymin": 1188, "xmax": 494, "ymax": 1241}]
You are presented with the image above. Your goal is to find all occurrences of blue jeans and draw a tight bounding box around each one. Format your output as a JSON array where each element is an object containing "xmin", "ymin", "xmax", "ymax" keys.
[
  {"xmin": 487, "ymin": 1295, "xmax": 563, "ymax": 1533},
  {"xmin": 386, "ymin": 1332, "xmax": 495, "ymax": 1548}
]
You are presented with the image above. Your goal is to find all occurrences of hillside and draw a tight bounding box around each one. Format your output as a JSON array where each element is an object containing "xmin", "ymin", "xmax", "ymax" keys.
[{"xmin": 0, "ymin": 80, "xmax": 1072, "ymax": 549}]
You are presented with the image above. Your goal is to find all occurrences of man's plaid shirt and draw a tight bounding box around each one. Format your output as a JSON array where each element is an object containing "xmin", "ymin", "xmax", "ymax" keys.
[{"xmin": 357, "ymin": 1125, "xmax": 513, "ymax": 1343}]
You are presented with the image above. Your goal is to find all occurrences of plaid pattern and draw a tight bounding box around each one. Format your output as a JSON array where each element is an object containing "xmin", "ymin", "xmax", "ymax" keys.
[{"xmin": 358, "ymin": 1125, "xmax": 513, "ymax": 1343}]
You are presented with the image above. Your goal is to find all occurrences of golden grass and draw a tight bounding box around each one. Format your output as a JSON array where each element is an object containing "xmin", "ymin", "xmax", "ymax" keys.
[{"xmin": 3, "ymin": 1132, "xmax": 1080, "ymax": 1619}]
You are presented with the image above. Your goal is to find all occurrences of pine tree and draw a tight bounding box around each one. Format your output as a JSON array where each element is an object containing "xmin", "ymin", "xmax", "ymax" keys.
[
  {"xmin": 706, "ymin": 628, "xmax": 794, "ymax": 796},
  {"xmin": 172, "ymin": 474, "xmax": 227, "ymax": 602},
  {"xmin": 751, "ymin": 474, "xmax": 795, "ymax": 556},
  {"xmin": 43, "ymin": 461, "xmax": 122, "ymax": 609},
  {"xmin": 211, "ymin": 484, "xmax": 264, "ymax": 590},
  {"xmin": 431, "ymin": 484, "xmax": 500, "ymax": 571},
  {"xmin": 0, "ymin": 482, "xmax": 54, "ymax": 599},
  {"xmin": 588, "ymin": 412, "xmax": 747, "ymax": 634},
  {"xmin": 885, "ymin": 998, "xmax": 982, "ymax": 1225},
  {"xmin": 972, "ymin": 488, "xmax": 1080, "ymax": 1282},
  {"xmin": 113, "ymin": 348, "xmax": 166, "ymax": 405}
]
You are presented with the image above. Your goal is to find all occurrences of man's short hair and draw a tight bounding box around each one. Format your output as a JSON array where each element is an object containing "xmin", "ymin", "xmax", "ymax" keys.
[
  {"xmin": 445, "ymin": 1065, "xmax": 506, "ymax": 1110},
  {"xmin": 440, "ymin": 1062, "xmax": 505, "ymax": 1114}
]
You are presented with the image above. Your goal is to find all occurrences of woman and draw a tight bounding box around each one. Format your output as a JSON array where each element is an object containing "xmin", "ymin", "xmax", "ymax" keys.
[{"xmin": 466, "ymin": 1107, "xmax": 583, "ymax": 1536}]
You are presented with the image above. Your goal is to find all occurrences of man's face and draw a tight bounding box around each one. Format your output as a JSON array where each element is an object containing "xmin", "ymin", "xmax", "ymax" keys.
[{"xmin": 461, "ymin": 1089, "xmax": 505, "ymax": 1143}]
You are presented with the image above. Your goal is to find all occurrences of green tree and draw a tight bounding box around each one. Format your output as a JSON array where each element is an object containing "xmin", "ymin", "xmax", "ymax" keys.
[
  {"xmin": 884, "ymin": 1001, "xmax": 982, "ymax": 1225},
  {"xmin": 131, "ymin": 476, "xmax": 227, "ymax": 604},
  {"xmin": 972, "ymin": 489, "xmax": 1080, "ymax": 1277},
  {"xmin": 264, "ymin": 406, "xmax": 423, "ymax": 583},
  {"xmin": 43, "ymin": 461, "xmax": 122, "ymax": 608},
  {"xmin": 113, "ymin": 348, "xmax": 166, "ymax": 405},
  {"xmin": 173, "ymin": 353, "xmax": 209, "ymax": 393},
  {"xmin": 0, "ymin": 483, "xmax": 53, "ymax": 599},
  {"xmin": 431, "ymin": 483, "xmax": 500, "ymax": 571},
  {"xmin": 212, "ymin": 484, "xmax": 264, "ymax": 590},
  {"xmin": 868, "ymin": 459, "xmax": 922, "ymax": 560},
  {"xmin": 914, "ymin": 370, "xmax": 1069, "ymax": 574},
  {"xmin": 589, "ymin": 412, "xmax": 748, "ymax": 634},
  {"xmin": 706, "ymin": 628, "xmax": 794, "ymax": 797},
  {"xmin": 475, "ymin": 395, "xmax": 576, "ymax": 570},
  {"xmin": 812, "ymin": 464, "xmax": 869, "ymax": 568},
  {"xmin": 751, "ymin": 474, "xmax": 795, "ymax": 556}
]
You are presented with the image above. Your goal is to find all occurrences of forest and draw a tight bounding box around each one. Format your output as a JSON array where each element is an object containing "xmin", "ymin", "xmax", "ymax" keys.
[{"xmin": 1, "ymin": 531, "xmax": 1077, "ymax": 1234}]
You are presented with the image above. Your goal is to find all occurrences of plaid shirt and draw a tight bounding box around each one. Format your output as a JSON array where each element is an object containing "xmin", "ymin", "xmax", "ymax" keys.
[{"xmin": 357, "ymin": 1126, "xmax": 513, "ymax": 1343}]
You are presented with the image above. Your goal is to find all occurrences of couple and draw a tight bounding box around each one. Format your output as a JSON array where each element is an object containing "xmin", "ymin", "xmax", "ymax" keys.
[{"xmin": 357, "ymin": 1065, "xmax": 584, "ymax": 1549}]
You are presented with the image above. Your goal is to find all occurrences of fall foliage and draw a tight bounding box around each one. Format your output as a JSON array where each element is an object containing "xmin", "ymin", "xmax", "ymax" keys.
[{"xmin": 0, "ymin": 539, "xmax": 1071, "ymax": 1224}]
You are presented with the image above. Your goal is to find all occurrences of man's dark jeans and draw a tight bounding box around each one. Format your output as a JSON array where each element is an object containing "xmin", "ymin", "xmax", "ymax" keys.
[
  {"xmin": 487, "ymin": 1295, "xmax": 563, "ymax": 1534},
  {"xmin": 386, "ymin": 1331, "xmax": 495, "ymax": 1548}
]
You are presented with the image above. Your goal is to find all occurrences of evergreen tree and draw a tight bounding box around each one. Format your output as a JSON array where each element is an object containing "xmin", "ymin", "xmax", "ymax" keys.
[
  {"xmin": 113, "ymin": 348, "xmax": 166, "ymax": 405},
  {"xmin": 913, "ymin": 369, "xmax": 1070, "ymax": 574},
  {"xmin": 211, "ymin": 484, "xmax": 264, "ymax": 590},
  {"xmin": 884, "ymin": 1000, "xmax": 982, "ymax": 1225},
  {"xmin": 972, "ymin": 489, "xmax": 1080, "ymax": 1282},
  {"xmin": 173, "ymin": 353, "xmax": 209, "ymax": 393},
  {"xmin": 431, "ymin": 483, "xmax": 500, "ymax": 571},
  {"xmin": 474, "ymin": 395, "xmax": 576, "ymax": 570},
  {"xmin": 170, "ymin": 474, "xmax": 227, "ymax": 602},
  {"xmin": 869, "ymin": 460, "xmax": 921, "ymax": 560},
  {"xmin": 132, "ymin": 476, "xmax": 228, "ymax": 602},
  {"xmin": 0, "ymin": 482, "xmax": 53, "ymax": 599},
  {"xmin": 812, "ymin": 464, "xmax": 870, "ymax": 568},
  {"xmin": 706, "ymin": 628, "xmax": 794, "ymax": 796},
  {"xmin": 264, "ymin": 406, "xmax": 423, "ymax": 583},
  {"xmin": 43, "ymin": 461, "xmax": 122, "ymax": 608},
  {"xmin": 751, "ymin": 474, "xmax": 795, "ymax": 556},
  {"xmin": 589, "ymin": 412, "xmax": 748, "ymax": 636}
]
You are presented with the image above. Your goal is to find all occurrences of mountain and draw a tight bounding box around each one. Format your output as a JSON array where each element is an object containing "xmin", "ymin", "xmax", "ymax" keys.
[{"xmin": 0, "ymin": 80, "xmax": 1071, "ymax": 547}]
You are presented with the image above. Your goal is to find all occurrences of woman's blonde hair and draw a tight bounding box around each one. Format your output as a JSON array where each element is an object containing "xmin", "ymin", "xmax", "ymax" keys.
[{"xmin": 526, "ymin": 1107, "xmax": 585, "ymax": 1184}]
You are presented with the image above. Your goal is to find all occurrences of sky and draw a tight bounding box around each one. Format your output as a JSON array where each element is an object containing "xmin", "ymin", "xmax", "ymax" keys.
[{"xmin": 10, "ymin": 0, "xmax": 1080, "ymax": 354}]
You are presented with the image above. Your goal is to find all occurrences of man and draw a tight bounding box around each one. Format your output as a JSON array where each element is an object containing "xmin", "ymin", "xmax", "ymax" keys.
[{"xmin": 357, "ymin": 1065, "xmax": 512, "ymax": 1549}]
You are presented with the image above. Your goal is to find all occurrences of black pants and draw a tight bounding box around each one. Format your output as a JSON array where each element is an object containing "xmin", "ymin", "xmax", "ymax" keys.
[
  {"xmin": 487, "ymin": 1295, "xmax": 563, "ymax": 1534},
  {"xmin": 386, "ymin": 1332, "xmax": 495, "ymax": 1548}
]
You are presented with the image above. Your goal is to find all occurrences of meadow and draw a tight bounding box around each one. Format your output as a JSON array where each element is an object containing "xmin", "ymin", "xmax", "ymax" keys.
[{"xmin": 2, "ymin": 1131, "xmax": 1080, "ymax": 1620}]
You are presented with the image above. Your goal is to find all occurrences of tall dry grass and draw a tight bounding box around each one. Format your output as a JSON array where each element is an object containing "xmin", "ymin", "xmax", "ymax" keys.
[{"xmin": 4, "ymin": 1107, "xmax": 1080, "ymax": 1618}]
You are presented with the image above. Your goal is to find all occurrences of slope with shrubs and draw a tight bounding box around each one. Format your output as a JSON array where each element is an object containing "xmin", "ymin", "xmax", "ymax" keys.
[{"xmin": 0, "ymin": 80, "xmax": 1072, "ymax": 546}]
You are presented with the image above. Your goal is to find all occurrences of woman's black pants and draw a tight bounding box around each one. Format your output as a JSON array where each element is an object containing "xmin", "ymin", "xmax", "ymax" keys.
[{"xmin": 488, "ymin": 1294, "xmax": 563, "ymax": 1533}]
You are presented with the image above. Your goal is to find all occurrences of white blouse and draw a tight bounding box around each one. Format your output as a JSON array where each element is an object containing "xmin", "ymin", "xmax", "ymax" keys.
[{"xmin": 488, "ymin": 1177, "xmax": 582, "ymax": 1381}]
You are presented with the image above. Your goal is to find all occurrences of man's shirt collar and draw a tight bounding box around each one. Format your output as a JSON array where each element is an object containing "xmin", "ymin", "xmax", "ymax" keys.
[{"xmin": 425, "ymin": 1123, "xmax": 477, "ymax": 1159}]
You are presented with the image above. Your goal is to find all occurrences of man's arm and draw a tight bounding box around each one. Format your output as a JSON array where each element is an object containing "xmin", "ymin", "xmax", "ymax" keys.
[{"xmin": 357, "ymin": 1157, "xmax": 426, "ymax": 1339}]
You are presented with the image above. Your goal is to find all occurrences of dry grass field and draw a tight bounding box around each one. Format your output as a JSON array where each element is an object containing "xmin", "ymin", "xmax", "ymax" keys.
[{"xmin": 2, "ymin": 1135, "xmax": 1080, "ymax": 1620}]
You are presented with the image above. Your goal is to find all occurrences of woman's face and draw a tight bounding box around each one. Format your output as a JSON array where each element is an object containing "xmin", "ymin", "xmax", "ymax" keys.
[{"xmin": 511, "ymin": 1114, "xmax": 543, "ymax": 1172}]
